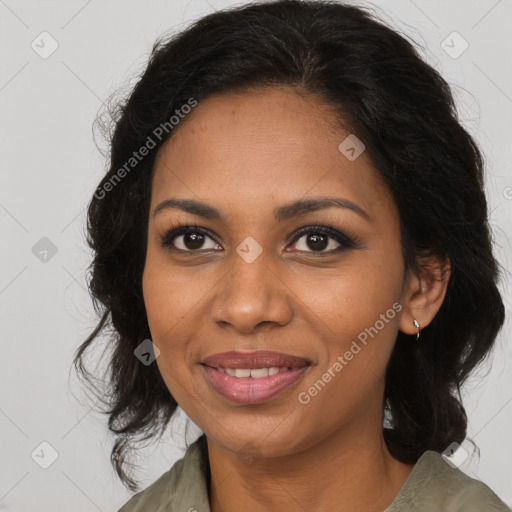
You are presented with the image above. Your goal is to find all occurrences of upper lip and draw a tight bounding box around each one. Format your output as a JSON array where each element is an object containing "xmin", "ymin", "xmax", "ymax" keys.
[{"xmin": 202, "ymin": 350, "xmax": 311, "ymax": 369}]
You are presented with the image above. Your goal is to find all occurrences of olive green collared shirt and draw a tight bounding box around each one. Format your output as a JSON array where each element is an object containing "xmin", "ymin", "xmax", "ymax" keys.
[{"xmin": 117, "ymin": 435, "xmax": 510, "ymax": 512}]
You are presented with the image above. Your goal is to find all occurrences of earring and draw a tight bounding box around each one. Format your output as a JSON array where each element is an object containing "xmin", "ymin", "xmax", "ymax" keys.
[{"xmin": 413, "ymin": 319, "xmax": 420, "ymax": 341}]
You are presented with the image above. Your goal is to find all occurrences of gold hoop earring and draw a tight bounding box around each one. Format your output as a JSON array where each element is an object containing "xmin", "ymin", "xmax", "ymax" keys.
[{"xmin": 413, "ymin": 319, "xmax": 420, "ymax": 341}]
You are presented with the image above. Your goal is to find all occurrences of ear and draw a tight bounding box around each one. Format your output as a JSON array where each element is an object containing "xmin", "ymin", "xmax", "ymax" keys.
[{"xmin": 398, "ymin": 255, "xmax": 451, "ymax": 336}]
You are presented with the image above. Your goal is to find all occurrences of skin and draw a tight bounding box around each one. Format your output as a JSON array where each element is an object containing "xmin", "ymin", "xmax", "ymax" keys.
[{"xmin": 142, "ymin": 86, "xmax": 450, "ymax": 512}]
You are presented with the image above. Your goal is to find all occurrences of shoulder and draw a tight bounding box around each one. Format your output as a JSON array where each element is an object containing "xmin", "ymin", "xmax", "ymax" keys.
[
  {"xmin": 117, "ymin": 467, "xmax": 175, "ymax": 512},
  {"xmin": 386, "ymin": 450, "xmax": 510, "ymax": 512},
  {"xmin": 116, "ymin": 438, "xmax": 209, "ymax": 512}
]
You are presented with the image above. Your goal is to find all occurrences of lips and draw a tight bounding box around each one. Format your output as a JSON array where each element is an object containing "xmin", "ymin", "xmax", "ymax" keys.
[
  {"xmin": 201, "ymin": 350, "xmax": 312, "ymax": 404},
  {"xmin": 202, "ymin": 364, "xmax": 309, "ymax": 404},
  {"xmin": 202, "ymin": 350, "xmax": 311, "ymax": 370}
]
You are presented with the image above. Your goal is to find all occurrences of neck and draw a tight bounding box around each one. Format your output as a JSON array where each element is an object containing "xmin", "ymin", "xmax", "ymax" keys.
[{"xmin": 206, "ymin": 421, "xmax": 414, "ymax": 512}]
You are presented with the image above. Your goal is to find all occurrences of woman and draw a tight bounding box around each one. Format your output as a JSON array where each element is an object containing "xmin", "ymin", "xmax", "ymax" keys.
[{"xmin": 75, "ymin": 1, "xmax": 509, "ymax": 510}]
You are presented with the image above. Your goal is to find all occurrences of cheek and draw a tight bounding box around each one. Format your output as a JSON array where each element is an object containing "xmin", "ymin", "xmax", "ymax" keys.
[
  {"xmin": 141, "ymin": 253, "xmax": 210, "ymax": 397},
  {"xmin": 293, "ymin": 250, "xmax": 403, "ymax": 388},
  {"xmin": 142, "ymin": 252, "xmax": 200, "ymax": 339},
  {"xmin": 142, "ymin": 264, "xmax": 194, "ymax": 400},
  {"xmin": 297, "ymin": 257, "xmax": 402, "ymax": 333}
]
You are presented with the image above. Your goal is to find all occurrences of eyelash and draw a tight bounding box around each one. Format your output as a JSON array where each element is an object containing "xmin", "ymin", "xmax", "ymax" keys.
[{"xmin": 159, "ymin": 222, "xmax": 358, "ymax": 255}]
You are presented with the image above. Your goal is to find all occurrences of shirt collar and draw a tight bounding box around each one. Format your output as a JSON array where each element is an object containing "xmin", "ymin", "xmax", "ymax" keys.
[{"xmin": 169, "ymin": 434, "xmax": 211, "ymax": 512}]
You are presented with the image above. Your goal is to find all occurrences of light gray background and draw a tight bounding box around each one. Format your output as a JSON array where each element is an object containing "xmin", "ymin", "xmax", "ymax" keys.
[{"xmin": 1, "ymin": 0, "xmax": 511, "ymax": 510}]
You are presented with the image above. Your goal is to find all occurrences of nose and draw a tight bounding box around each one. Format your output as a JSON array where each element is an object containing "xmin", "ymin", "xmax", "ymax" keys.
[{"xmin": 209, "ymin": 249, "xmax": 294, "ymax": 334}]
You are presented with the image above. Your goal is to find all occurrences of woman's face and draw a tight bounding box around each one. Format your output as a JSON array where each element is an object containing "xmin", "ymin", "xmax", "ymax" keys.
[{"xmin": 143, "ymin": 86, "xmax": 410, "ymax": 457}]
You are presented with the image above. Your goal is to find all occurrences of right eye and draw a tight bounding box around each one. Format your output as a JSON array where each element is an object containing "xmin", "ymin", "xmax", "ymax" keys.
[{"xmin": 159, "ymin": 224, "xmax": 222, "ymax": 253}]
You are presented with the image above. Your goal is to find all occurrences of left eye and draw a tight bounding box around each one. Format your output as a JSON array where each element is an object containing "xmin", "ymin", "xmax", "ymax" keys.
[{"xmin": 288, "ymin": 226, "xmax": 355, "ymax": 253}]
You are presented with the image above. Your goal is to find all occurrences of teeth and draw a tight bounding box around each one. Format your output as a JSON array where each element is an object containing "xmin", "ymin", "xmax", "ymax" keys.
[
  {"xmin": 250, "ymin": 368, "xmax": 271, "ymax": 378},
  {"xmin": 218, "ymin": 367, "xmax": 284, "ymax": 378}
]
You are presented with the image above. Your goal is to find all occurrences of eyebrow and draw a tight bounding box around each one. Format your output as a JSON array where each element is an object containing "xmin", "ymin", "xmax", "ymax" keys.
[{"xmin": 152, "ymin": 196, "xmax": 370, "ymax": 223}]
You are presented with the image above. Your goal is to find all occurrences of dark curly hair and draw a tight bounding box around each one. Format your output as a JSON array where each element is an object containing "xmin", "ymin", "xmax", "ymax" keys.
[{"xmin": 74, "ymin": 0, "xmax": 505, "ymax": 491}]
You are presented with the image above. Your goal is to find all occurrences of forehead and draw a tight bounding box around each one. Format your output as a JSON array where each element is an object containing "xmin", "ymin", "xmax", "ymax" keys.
[
  {"xmin": 154, "ymin": 86, "xmax": 346, "ymax": 175},
  {"xmin": 150, "ymin": 86, "xmax": 392, "ymax": 222}
]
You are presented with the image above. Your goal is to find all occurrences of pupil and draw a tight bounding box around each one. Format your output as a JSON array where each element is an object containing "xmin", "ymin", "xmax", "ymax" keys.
[
  {"xmin": 185, "ymin": 232, "xmax": 205, "ymax": 250},
  {"xmin": 307, "ymin": 233, "xmax": 328, "ymax": 251}
]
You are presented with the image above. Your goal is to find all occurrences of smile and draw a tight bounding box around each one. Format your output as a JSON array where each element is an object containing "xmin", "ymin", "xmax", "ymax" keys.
[
  {"xmin": 213, "ymin": 366, "xmax": 294, "ymax": 378},
  {"xmin": 202, "ymin": 364, "xmax": 310, "ymax": 404}
]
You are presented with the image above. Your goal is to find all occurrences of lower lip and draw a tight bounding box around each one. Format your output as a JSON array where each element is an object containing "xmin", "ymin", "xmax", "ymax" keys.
[{"xmin": 202, "ymin": 365, "xmax": 310, "ymax": 405}]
